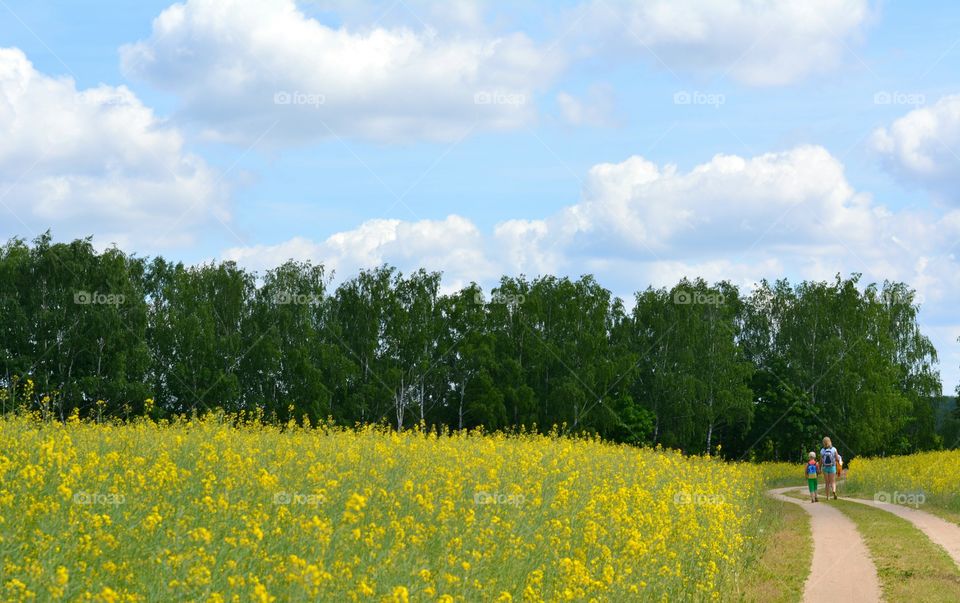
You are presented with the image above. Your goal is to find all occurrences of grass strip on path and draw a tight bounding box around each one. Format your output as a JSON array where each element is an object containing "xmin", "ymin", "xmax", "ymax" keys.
[{"xmin": 833, "ymin": 499, "xmax": 960, "ymax": 602}]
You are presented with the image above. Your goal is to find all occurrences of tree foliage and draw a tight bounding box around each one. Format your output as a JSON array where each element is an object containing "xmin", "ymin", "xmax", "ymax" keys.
[{"xmin": 0, "ymin": 234, "xmax": 947, "ymax": 459}]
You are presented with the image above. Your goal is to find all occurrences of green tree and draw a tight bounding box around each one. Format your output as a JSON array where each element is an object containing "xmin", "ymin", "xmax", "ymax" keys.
[{"xmin": 145, "ymin": 259, "xmax": 254, "ymax": 414}]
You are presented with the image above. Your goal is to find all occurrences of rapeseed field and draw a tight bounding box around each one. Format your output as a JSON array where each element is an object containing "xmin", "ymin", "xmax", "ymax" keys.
[
  {"xmin": 0, "ymin": 412, "xmax": 767, "ymax": 601},
  {"xmin": 845, "ymin": 449, "xmax": 960, "ymax": 512}
]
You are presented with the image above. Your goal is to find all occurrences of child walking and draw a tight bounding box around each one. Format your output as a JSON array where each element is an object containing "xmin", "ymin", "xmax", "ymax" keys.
[{"xmin": 805, "ymin": 451, "xmax": 820, "ymax": 502}]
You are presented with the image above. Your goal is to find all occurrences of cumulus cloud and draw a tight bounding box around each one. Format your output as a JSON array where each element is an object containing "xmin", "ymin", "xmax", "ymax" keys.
[
  {"xmin": 0, "ymin": 48, "xmax": 226, "ymax": 249},
  {"xmin": 578, "ymin": 0, "xmax": 871, "ymax": 86},
  {"xmin": 117, "ymin": 0, "xmax": 875, "ymax": 149},
  {"xmin": 219, "ymin": 143, "xmax": 960, "ymax": 385},
  {"xmin": 558, "ymin": 146, "xmax": 878, "ymax": 256},
  {"xmin": 222, "ymin": 145, "xmax": 960, "ymax": 307},
  {"xmin": 872, "ymin": 94, "xmax": 960, "ymax": 202},
  {"xmin": 306, "ymin": 0, "xmax": 490, "ymax": 32},
  {"xmin": 121, "ymin": 0, "xmax": 562, "ymax": 145},
  {"xmin": 222, "ymin": 215, "xmax": 499, "ymax": 288}
]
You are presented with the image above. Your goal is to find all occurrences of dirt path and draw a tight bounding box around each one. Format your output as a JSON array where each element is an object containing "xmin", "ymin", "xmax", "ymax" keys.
[
  {"xmin": 768, "ymin": 487, "xmax": 882, "ymax": 602},
  {"xmin": 842, "ymin": 496, "xmax": 960, "ymax": 566}
]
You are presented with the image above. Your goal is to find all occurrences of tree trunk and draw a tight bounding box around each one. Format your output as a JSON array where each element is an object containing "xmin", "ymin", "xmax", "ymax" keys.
[
  {"xmin": 458, "ymin": 381, "xmax": 466, "ymax": 430},
  {"xmin": 395, "ymin": 376, "xmax": 405, "ymax": 430}
]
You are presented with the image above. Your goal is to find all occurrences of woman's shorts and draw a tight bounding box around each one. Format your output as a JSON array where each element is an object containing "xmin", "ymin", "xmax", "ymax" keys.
[{"xmin": 823, "ymin": 465, "xmax": 837, "ymax": 474}]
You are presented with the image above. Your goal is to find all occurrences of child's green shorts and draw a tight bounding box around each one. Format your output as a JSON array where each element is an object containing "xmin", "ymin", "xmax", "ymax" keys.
[{"xmin": 807, "ymin": 478, "xmax": 818, "ymax": 492}]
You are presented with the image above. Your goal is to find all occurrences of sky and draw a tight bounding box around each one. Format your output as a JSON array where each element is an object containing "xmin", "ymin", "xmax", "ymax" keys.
[{"xmin": 1, "ymin": 0, "xmax": 959, "ymax": 393}]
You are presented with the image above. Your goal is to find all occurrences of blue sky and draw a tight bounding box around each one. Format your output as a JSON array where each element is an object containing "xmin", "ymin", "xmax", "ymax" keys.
[{"xmin": 2, "ymin": 0, "xmax": 959, "ymax": 392}]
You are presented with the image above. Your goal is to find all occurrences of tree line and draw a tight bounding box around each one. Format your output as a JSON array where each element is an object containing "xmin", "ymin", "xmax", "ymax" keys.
[{"xmin": 0, "ymin": 233, "xmax": 953, "ymax": 460}]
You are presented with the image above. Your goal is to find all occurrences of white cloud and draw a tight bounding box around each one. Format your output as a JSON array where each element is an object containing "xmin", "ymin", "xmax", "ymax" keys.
[
  {"xmin": 117, "ymin": 0, "xmax": 875, "ymax": 150},
  {"xmin": 557, "ymin": 84, "xmax": 617, "ymax": 127},
  {"xmin": 0, "ymin": 48, "xmax": 226, "ymax": 249},
  {"xmin": 222, "ymin": 215, "xmax": 498, "ymax": 288},
  {"xmin": 121, "ymin": 0, "xmax": 562, "ymax": 145},
  {"xmin": 872, "ymin": 94, "xmax": 960, "ymax": 202},
  {"xmin": 306, "ymin": 0, "xmax": 489, "ymax": 32},
  {"xmin": 549, "ymin": 147, "xmax": 958, "ymax": 304},
  {"xmin": 561, "ymin": 146, "xmax": 878, "ymax": 255},
  {"xmin": 644, "ymin": 257, "xmax": 785, "ymax": 291},
  {"xmin": 493, "ymin": 219, "xmax": 557, "ymax": 276},
  {"xmin": 222, "ymin": 144, "xmax": 959, "ymax": 301},
  {"xmin": 579, "ymin": 0, "xmax": 871, "ymax": 86},
  {"xmin": 220, "ymin": 144, "xmax": 960, "ymax": 387}
]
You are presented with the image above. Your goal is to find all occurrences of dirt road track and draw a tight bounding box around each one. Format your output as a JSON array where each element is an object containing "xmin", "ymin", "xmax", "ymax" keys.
[
  {"xmin": 841, "ymin": 496, "xmax": 960, "ymax": 566},
  {"xmin": 767, "ymin": 487, "xmax": 882, "ymax": 602}
]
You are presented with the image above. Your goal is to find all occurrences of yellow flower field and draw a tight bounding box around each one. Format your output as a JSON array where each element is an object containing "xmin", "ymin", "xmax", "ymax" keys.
[
  {"xmin": 0, "ymin": 413, "xmax": 767, "ymax": 602},
  {"xmin": 845, "ymin": 450, "xmax": 960, "ymax": 512}
]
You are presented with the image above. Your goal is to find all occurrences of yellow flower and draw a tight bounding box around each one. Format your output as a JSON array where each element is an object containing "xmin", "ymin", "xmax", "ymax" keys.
[
  {"xmin": 55, "ymin": 566, "xmax": 69, "ymax": 586},
  {"xmin": 357, "ymin": 579, "xmax": 374, "ymax": 596},
  {"xmin": 143, "ymin": 509, "xmax": 163, "ymax": 530},
  {"xmin": 252, "ymin": 582, "xmax": 274, "ymax": 603}
]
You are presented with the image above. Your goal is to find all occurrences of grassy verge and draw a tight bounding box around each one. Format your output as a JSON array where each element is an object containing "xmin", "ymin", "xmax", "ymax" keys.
[
  {"xmin": 764, "ymin": 476, "xmax": 803, "ymax": 489},
  {"xmin": 759, "ymin": 462, "xmax": 805, "ymax": 490},
  {"xmin": 735, "ymin": 495, "xmax": 810, "ymax": 602},
  {"xmin": 833, "ymin": 500, "xmax": 960, "ymax": 601}
]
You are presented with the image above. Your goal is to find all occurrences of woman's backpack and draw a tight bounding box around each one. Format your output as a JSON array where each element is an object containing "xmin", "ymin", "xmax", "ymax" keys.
[{"xmin": 822, "ymin": 449, "xmax": 835, "ymax": 467}]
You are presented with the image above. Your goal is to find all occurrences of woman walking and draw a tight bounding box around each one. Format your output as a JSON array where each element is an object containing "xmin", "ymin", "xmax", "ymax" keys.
[{"xmin": 819, "ymin": 437, "xmax": 839, "ymax": 500}]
